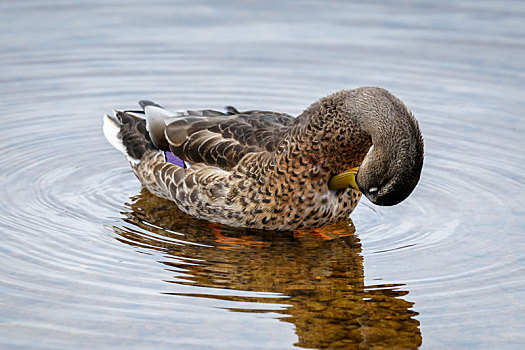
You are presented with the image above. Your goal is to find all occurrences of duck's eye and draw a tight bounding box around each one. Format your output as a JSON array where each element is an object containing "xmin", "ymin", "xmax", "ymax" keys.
[{"xmin": 368, "ymin": 187, "xmax": 378, "ymax": 194}]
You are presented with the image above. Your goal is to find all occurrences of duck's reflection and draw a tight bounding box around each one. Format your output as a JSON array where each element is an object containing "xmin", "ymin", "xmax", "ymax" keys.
[{"xmin": 114, "ymin": 189, "xmax": 422, "ymax": 349}]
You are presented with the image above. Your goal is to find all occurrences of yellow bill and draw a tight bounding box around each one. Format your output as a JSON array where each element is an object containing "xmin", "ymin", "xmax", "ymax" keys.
[{"xmin": 328, "ymin": 167, "xmax": 360, "ymax": 191}]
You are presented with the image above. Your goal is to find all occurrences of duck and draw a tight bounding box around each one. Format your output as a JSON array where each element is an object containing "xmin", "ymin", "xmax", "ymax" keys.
[{"xmin": 103, "ymin": 87, "xmax": 424, "ymax": 231}]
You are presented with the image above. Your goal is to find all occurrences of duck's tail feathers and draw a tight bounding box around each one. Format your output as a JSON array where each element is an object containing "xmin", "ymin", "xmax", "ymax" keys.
[{"xmin": 103, "ymin": 110, "xmax": 158, "ymax": 165}]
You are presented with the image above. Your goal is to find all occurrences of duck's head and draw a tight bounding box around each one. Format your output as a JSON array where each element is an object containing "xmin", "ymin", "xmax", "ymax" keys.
[
  {"xmin": 355, "ymin": 142, "xmax": 423, "ymax": 206},
  {"xmin": 328, "ymin": 87, "xmax": 424, "ymax": 206}
]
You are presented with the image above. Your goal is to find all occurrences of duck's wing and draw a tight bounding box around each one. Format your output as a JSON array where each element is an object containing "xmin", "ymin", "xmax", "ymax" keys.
[
  {"xmin": 166, "ymin": 109, "xmax": 296, "ymax": 170},
  {"xmin": 141, "ymin": 101, "xmax": 295, "ymax": 170}
]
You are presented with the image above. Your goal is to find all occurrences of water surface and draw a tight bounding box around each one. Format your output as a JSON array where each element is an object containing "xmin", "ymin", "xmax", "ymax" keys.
[{"xmin": 1, "ymin": 1, "xmax": 524, "ymax": 349}]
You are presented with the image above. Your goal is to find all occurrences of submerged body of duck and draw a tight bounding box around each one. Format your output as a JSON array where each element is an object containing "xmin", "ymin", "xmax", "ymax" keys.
[{"xmin": 103, "ymin": 87, "xmax": 423, "ymax": 230}]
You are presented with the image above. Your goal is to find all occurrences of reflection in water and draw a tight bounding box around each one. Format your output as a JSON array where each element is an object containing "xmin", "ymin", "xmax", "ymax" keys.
[{"xmin": 114, "ymin": 189, "xmax": 422, "ymax": 349}]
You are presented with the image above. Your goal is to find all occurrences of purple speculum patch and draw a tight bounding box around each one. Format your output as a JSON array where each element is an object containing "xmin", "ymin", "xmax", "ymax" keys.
[{"xmin": 165, "ymin": 151, "xmax": 186, "ymax": 168}]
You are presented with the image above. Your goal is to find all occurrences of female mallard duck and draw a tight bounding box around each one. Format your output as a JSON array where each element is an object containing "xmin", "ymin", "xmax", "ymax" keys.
[{"xmin": 103, "ymin": 87, "xmax": 423, "ymax": 231}]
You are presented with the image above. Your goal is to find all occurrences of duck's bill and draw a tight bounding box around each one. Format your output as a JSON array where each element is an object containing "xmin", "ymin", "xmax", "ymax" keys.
[{"xmin": 328, "ymin": 167, "xmax": 360, "ymax": 191}]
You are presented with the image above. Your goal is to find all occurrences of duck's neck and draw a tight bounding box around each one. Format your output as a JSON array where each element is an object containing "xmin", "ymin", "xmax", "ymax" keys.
[
  {"xmin": 346, "ymin": 88, "xmax": 423, "ymax": 177},
  {"xmin": 286, "ymin": 88, "xmax": 422, "ymax": 177},
  {"xmin": 284, "ymin": 90, "xmax": 371, "ymax": 174}
]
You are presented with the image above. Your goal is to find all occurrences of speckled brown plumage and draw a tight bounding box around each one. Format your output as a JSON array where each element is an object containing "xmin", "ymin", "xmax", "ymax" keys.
[{"xmin": 104, "ymin": 87, "xmax": 424, "ymax": 230}]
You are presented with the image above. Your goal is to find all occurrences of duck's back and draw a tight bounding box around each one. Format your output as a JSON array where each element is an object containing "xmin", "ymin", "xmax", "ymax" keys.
[{"xmin": 162, "ymin": 109, "xmax": 296, "ymax": 170}]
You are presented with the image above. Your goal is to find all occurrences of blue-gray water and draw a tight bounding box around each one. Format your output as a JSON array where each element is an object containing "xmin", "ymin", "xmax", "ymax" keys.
[{"xmin": 1, "ymin": 1, "xmax": 524, "ymax": 349}]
